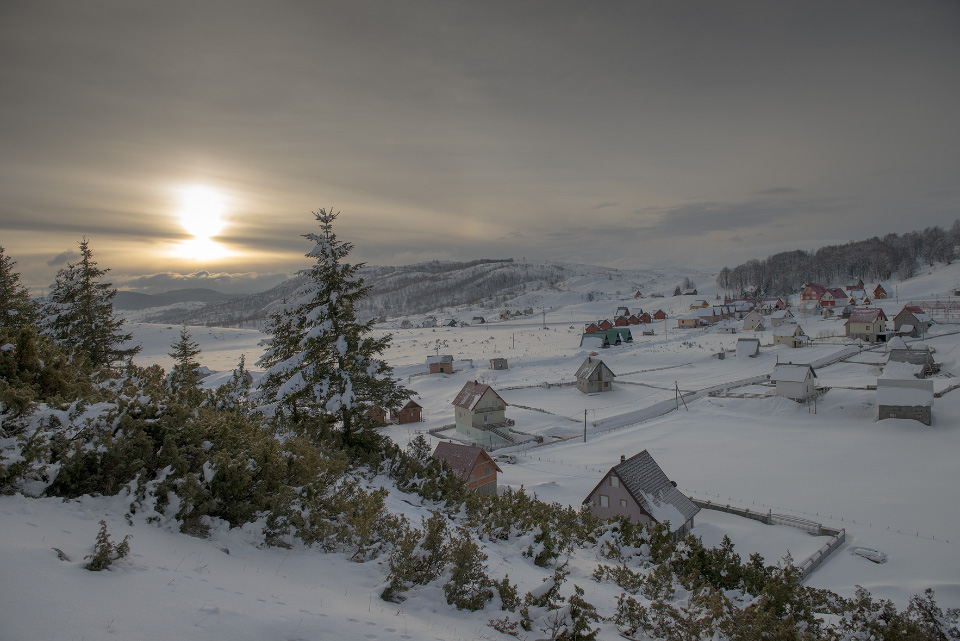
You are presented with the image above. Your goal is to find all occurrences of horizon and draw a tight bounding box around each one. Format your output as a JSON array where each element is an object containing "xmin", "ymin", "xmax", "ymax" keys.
[{"xmin": 3, "ymin": 1, "xmax": 959, "ymax": 295}]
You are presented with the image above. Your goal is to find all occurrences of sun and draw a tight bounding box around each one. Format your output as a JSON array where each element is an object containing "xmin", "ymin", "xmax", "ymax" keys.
[{"xmin": 172, "ymin": 185, "xmax": 233, "ymax": 260}]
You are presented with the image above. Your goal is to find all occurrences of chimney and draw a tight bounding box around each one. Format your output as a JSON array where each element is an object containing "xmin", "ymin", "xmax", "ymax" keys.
[{"xmin": 620, "ymin": 455, "xmax": 626, "ymax": 463}]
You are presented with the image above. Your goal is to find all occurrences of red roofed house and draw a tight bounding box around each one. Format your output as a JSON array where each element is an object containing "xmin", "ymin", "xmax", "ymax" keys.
[
  {"xmin": 598, "ymin": 319, "xmax": 614, "ymax": 331},
  {"xmin": 453, "ymin": 381, "xmax": 511, "ymax": 447},
  {"xmin": 893, "ymin": 305, "xmax": 932, "ymax": 338},
  {"xmin": 845, "ymin": 278, "xmax": 864, "ymax": 292},
  {"xmin": 584, "ymin": 322, "xmax": 601, "ymax": 334},
  {"xmin": 820, "ymin": 288, "xmax": 847, "ymax": 307},
  {"xmin": 802, "ymin": 283, "xmax": 827, "ymax": 302},
  {"xmin": 627, "ymin": 314, "xmax": 641, "ymax": 325},
  {"xmin": 845, "ymin": 308, "xmax": 888, "ymax": 343},
  {"xmin": 638, "ymin": 312, "xmax": 652, "ymax": 324},
  {"xmin": 614, "ymin": 315, "xmax": 629, "ymax": 327},
  {"xmin": 652, "ymin": 309, "xmax": 667, "ymax": 320},
  {"xmin": 432, "ymin": 441, "xmax": 502, "ymax": 494}
]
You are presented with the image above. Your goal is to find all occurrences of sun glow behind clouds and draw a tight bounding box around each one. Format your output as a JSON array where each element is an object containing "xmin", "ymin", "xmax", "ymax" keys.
[{"xmin": 172, "ymin": 185, "xmax": 233, "ymax": 260}]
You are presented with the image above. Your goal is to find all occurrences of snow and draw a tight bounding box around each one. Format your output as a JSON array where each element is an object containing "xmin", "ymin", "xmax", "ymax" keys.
[{"xmin": 4, "ymin": 261, "xmax": 960, "ymax": 638}]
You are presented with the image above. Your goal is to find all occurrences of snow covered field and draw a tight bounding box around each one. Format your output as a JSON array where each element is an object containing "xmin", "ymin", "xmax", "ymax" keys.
[{"xmin": 3, "ymin": 264, "xmax": 960, "ymax": 639}]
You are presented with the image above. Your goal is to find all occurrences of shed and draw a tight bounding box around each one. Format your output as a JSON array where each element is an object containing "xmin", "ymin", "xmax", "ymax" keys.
[
  {"xmin": 773, "ymin": 325, "xmax": 807, "ymax": 348},
  {"xmin": 583, "ymin": 450, "xmax": 700, "ymax": 539},
  {"xmin": 877, "ymin": 379, "xmax": 933, "ymax": 425},
  {"xmin": 575, "ymin": 356, "xmax": 616, "ymax": 393},
  {"xmin": 489, "ymin": 358, "xmax": 508, "ymax": 370},
  {"xmin": 427, "ymin": 354, "xmax": 454, "ymax": 374},
  {"xmin": 472, "ymin": 316, "xmax": 486, "ymax": 324},
  {"xmin": 395, "ymin": 400, "xmax": 423, "ymax": 424},
  {"xmin": 432, "ymin": 442, "xmax": 502, "ymax": 495},
  {"xmin": 770, "ymin": 363, "xmax": 817, "ymax": 400}
]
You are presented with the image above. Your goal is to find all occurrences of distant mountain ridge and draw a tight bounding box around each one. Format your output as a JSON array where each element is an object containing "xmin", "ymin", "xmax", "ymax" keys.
[
  {"xmin": 115, "ymin": 288, "xmax": 243, "ymax": 311},
  {"xmin": 120, "ymin": 259, "xmax": 711, "ymax": 328}
]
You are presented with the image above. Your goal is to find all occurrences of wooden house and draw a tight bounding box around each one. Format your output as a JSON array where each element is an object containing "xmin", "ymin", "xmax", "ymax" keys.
[
  {"xmin": 453, "ymin": 381, "xmax": 511, "ymax": 447},
  {"xmin": 690, "ymin": 299, "xmax": 709, "ymax": 309},
  {"xmin": 584, "ymin": 322, "xmax": 601, "ymax": 334},
  {"xmin": 432, "ymin": 442, "xmax": 502, "ymax": 495},
  {"xmin": 598, "ymin": 319, "xmax": 614, "ymax": 331},
  {"xmin": 877, "ymin": 379, "xmax": 933, "ymax": 426},
  {"xmin": 638, "ymin": 312, "xmax": 652, "ymax": 324},
  {"xmin": 802, "ymin": 283, "xmax": 827, "ymax": 303},
  {"xmin": 363, "ymin": 406, "xmax": 389, "ymax": 426},
  {"xmin": 575, "ymin": 356, "xmax": 615, "ymax": 394},
  {"xmin": 741, "ymin": 310, "xmax": 765, "ymax": 331},
  {"xmin": 773, "ymin": 324, "xmax": 807, "ymax": 348},
  {"xmin": 676, "ymin": 314, "xmax": 702, "ymax": 329},
  {"xmin": 582, "ymin": 450, "xmax": 700, "ymax": 539},
  {"xmin": 395, "ymin": 400, "xmax": 423, "ymax": 424},
  {"xmin": 615, "ymin": 306, "xmax": 631, "ymax": 317},
  {"xmin": 893, "ymin": 306, "xmax": 932, "ymax": 338},
  {"xmin": 845, "ymin": 308, "xmax": 888, "ymax": 343},
  {"xmin": 770, "ymin": 363, "xmax": 817, "ymax": 401},
  {"xmin": 614, "ymin": 315, "xmax": 629, "ymax": 327},
  {"xmin": 400, "ymin": 319, "xmax": 413, "ymax": 329},
  {"xmin": 427, "ymin": 354, "xmax": 454, "ymax": 374},
  {"xmin": 873, "ymin": 283, "xmax": 889, "ymax": 299},
  {"xmin": 652, "ymin": 309, "xmax": 667, "ymax": 321},
  {"xmin": 634, "ymin": 290, "xmax": 643, "ymax": 299},
  {"xmin": 627, "ymin": 314, "xmax": 641, "ymax": 325}
]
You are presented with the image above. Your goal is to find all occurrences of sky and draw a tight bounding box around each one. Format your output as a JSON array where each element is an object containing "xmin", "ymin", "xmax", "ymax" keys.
[{"xmin": 2, "ymin": 0, "xmax": 959, "ymax": 295}]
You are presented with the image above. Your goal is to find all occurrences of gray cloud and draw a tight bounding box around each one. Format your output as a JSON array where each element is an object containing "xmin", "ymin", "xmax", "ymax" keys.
[
  {"xmin": 591, "ymin": 202, "xmax": 619, "ymax": 210},
  {"xmin": 47, "ymin": 250, "xmax": 76, "ymax": 267},
  {"xmin": 753, "ymin": 187, "xmax": 800, "ymax": 196},
  {"xmin": 117, "ymin": 270, "xmax": 291, "ymax": 295}
]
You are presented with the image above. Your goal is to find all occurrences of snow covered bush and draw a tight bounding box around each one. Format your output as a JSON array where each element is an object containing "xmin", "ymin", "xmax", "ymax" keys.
[{"xmin": 85, "ymin": 519, "xmax": 130, "ymax": 571}]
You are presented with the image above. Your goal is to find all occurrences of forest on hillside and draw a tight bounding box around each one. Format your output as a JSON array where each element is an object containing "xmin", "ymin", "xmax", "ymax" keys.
[{"xmin": 717, "ymin": 220, "xmax": 960, "ymax": 296}]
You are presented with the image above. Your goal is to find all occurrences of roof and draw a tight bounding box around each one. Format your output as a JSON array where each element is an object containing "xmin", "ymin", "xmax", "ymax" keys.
[
  {"xmin": 426, "ymin": 354, "xmax": 454, "ymax": 364},
  {"xmin": 771, "ymin": 363, "xmax": 816, "ymax": 382},
  {"xmin": 432, "ymin": 442, "xmax": 502, "ymax": 480},
  {"xmin": 771, "ymin": 309, "xmax": 793, "ymax": 318},
  {"xmin": 805, "ymin": 283, "xmax": 827, "ymax": 295},
  {"xmin": 576, "ymin": 356, "xmax": 615, "ymax": 380},
  {"xmin": 846, "ymin": 308, "xmax": 887, "ymax": 324},
  {"xmin": 584, "ymin": 450, "xmax": 699, "ymax": 530},
  {"xmin": 401, "ymin": 399, "xmax": 423, "ymax": 410},
  {"xmin": 829, "ymin": 288, "xmax": 847, "ymax": 299},
  {"xmin": 773, "ymin": 325, "xmax": 805, "ymax": 337},
  {"xmin": 452, "ymin": 381, "xmax": 506, "ymax": 410},
  {"xmin": 876, "ymin": 379, "xmax": 934, "ymax": 407}
]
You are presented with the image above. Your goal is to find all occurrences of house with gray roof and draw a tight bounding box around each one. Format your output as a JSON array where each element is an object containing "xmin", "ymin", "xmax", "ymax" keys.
[
  {"xmin": 452, "ymin": 381, "xmax": 511, "ymax": 447},
  {"xmin": 583, "ymin": 450, "xmax": 699, "ymax": 539},
  {"xmin": 770, "ymin": 363, "xmax": 817, "ymax": 400},
  {"xmin": 432, "ymin": 442, "xmax": 501, "ymax": 495},
  {"xmin": 736, "ymin": 337, "xmax": 760, "ymax": 358},
  {"xmin": 575, "ymin": 356, "xmax": 615, "ymax": 393}
]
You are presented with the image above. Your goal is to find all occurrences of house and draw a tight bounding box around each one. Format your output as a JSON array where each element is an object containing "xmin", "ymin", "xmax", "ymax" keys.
[
  {"xmin": 432, "ymin": 442, "xmax": 502, "ymax": 495},
  {"xmin": 598, "ymin": 319, "xmax": 614, "ymax": 331},
  {"xmin": 582, "ymin": 450, "xmax": 700, "ymax": 539},
  {"xmin": 453, "ymin": 381, "xmax": 511, "ymax": 447},
  {"xmin": 363, "ymin": 406, "xmax": 389, "ymax": 426},
  {"xmin": 584, "ymin": 322, "xmax": 601, "ymax": 334},
  {"xmin": 676, "ymin": 314, "xmax": 702, "ymax": 329},
  {"xmin": 626, "ymin": 314, "xmax": 641, "ymax": 325},
  {"xmin": 848, "ymin": 289, "xmax": 867, "ymax": 303},
  {"xmin": 845, "ymin": 278, "xmax": 865, "ymax": 291},
  {"xmin": 634, "ymin": 290, "xmax": 643, "ymax": 299},
  {"xmin": 873, "ymin": 283, "xmax": 889, "ymax": 299},
  {"xmin": 442, "ymin": 319, "xmax": 458, "ymax": 327},
  {"xmin": 472, "ymin": 316, "xmax": 486, "ymax": 325},
  {"xmin": 759, "ymin": 297, "xmax": 786, "ymax": 313},
  {"xmin": 581, "ymin": 328, "xmax": 632, "ymax": 348},
  {"xmin": 615, "ymin": 306, "xmax": 631, "ymax": 318},
  {"xmin": 427, "ymin": 354, "xmax": 454, "ymax": 374},
  {"xmin": 400, "ymin": 319, "xmax": 413, "ymax": 329},
  {"xmin": 773, "ymin": 324, "xmax": 807, "ymax": 348},
  {"xmin": 683, "ymin": 289, "xmax": 698, "ymax": 296},
  {"xmin": 395, "ymin": 400, "xmax": 423, "ymax": 424},
  {"xmin": 888, "ymin": 338, "xmax": 935, "ymax": 377},
  {"xmin": 421, "ymin": 316, "xmax": 438, "ymax": 328},
  {"xmin": 802, "ymin": 283, "xmax": 827, "ymax": 303},
  {"xmin": 770, "ymin": 363, "xmax": 817, "ymax": 401},
  {"xmin": 614, "ymin": 315, "xmax": 629, "ymax": 327},
  {"xmin": 715, "ymin": 321, "xmax": 737, "ymax": 334},
  {"xmin": 736, "ymin": 337, "xmax": 760, "ymax": 358},
  {"xmin": 696, "ymin": 308, "xmax": 722, "ymax": 325},
  {"xmin": 893, "ymin": 306, "xmax": 932, "ymax": 338},
  {"xmin": 741, "ymin": 311, "xmax": 765, "ymax": 331},
  {"xmin": 819, "ymin": 287, "xmax": 847, "ymax": 308},
  {"xmin": 690, "ymin": 299, "xmax": 709, "ymax": 309},
  {"xmin": 770, "ymin": 309, "xmax": 795, "ymax": 327},
  {"xmin": 877, "ymin": 379, "xmax": 933, "ymax": 425},
  {"xmin": 490, "ymin": 358, "xmax": 508, "ymax": 370},
  {"xmin": 638, "ymin": 312, "xmax": 652, "ymax": 324},
  {"xmin": 575, "ymin": 356, "xmax": 615, "ymax": 393},
  {"xmin": 845, "ymin": 308, "xmax": 888, "ymax": 343},
  {"xmin": 652, "ymin": 309, "xmax": 667, "ymax": 320}
]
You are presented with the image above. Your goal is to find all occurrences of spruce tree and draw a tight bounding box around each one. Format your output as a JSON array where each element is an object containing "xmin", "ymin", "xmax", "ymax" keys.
[
  {"xmin": 256, "ymin": 209, "xmax": 411, "ymax": 444},
  {"xmin": 0, "ymin": 246, "xmax": 37, "ymax": 330},
  {"xmin": 168, "ymin": 325, "xmax": 203, "ymax": 402}
]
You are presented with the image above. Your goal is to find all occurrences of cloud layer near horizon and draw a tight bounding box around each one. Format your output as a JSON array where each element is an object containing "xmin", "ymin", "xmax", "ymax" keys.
[{"xmin": 2, "ymin": 0, "xmax": 958, "ymax": 293}]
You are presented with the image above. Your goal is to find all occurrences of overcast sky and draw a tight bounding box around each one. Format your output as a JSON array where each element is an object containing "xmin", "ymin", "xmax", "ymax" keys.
[{"xmin": 2, "ymin": 0, "xmax": 958, "ymax": 294}]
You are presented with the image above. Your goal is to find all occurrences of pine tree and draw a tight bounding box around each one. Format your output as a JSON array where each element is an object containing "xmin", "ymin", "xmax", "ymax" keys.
[
  {"xmin": 0, "ymin": 246, "xmax": 37, "ymax": 330},
  {"xmin": 256, "ymin": 209, "xmax": 411, "ymax": 444},
  {"xmin": 168, "ymin": 325, "xmax": 202, "ymax": 402},
  {"xmin": 41, "ymin": 238, "xmax": 140, "ymax": 368}
]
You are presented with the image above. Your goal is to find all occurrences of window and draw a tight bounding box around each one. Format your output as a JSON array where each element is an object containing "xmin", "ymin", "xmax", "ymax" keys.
[
  {"xmin": 620, "ymin": 499, "xmax": 628, "ymax": 507},
  {"xmin": 609, "ymin": 476, "xmax": 620, "ymax": 488},
  {"xmin": 598, "ymin": 495, "xmax": 609, "ymax": 508}
]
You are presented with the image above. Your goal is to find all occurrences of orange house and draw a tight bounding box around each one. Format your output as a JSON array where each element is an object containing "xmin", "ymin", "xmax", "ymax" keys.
[
  {"xmin": 395, "ymin": 400, "xmax": 423, "ymax": 424},
  {"xmin": 432, "ymin": 442, "xmax": 502, "ymax": 495}
]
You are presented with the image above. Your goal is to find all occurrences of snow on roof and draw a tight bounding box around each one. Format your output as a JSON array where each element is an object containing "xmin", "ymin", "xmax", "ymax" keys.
[
  {"xmin": 432, "ymin": 442, "xmax": 501, "ymax": 480},
  {"xmin": 452, "ymin": 381, "xmax": 506, "ymax": 410},
  {"xmin": 584, "ymin": 450, "xmax": 699, "ymax": 530},
  {"xmin": 771, "ymin": 363, "xmax": 816, "ymax": 382},
  {"xmin": 580, "ymin": 335, "xmax": 606, "ymax": 349},
  {"xmin": 773, "ymin": 325, "xmax": 804, "ymax": 337},
  {"xmin": 847, "ymin": 308, "xmax": 886, "ymax": 324},
  {"xmin": 876, "ymin": 379, "xmax": 933, "ymax": 407},
  {"xmin": 426, "ymin": 354, "xmax": 454, "ymax": 364},
  {"xmin": 887, "ymin": 336, "xmax": 908, "ymax": 350},
  {"xmin": 805, "ymin": 283, "xmax": 827, "ymax": 295},
  {"xmin": 879, "ymin": 360, "xmax": 924, "ymax": 380},
  {"xmin": 771, "ymin": 309, "xmax": 793, "ymax": 318},
  {"xmin": 575, "ymin": 356, "xmax": 614, "ymax": 380}
]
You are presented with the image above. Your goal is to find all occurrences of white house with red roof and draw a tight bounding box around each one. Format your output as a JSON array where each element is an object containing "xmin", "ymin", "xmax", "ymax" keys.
[
  {"xmin": 845, "ymin": 308, "xmax": 888, "ymax": 342},
  {"xmin": 452, "ymin": 381, "xmax": 511, "ymax": 447}
]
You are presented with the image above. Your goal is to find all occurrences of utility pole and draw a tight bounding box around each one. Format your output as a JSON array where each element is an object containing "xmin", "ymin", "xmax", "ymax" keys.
[
  {"xmin": 542, "ymin": 307, "xmax": 547, "ymax": 329},
  {"xmin": 584, "ymin": 409, "xmax": 587, "ymax": 442}
]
